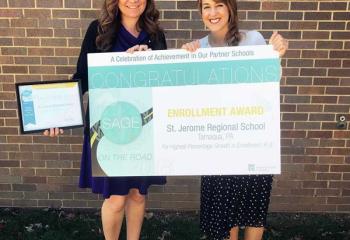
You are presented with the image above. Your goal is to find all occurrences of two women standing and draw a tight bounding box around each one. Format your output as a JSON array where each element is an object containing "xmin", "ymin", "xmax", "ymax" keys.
[
  {"xmin": 182, "ymin": 1, "xmax": 287, "ymax": 239},
  {"xmin": 45, "ymin": 0, "xmax": 288, "ymax": 239},
  {"xmin": 46, "ymin": 0, "xmax": 167, "ymax": 239}
]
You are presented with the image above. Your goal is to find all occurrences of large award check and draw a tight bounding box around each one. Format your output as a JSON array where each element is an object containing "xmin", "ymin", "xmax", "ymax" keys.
[{"xmin": 88, "ymin": 45, "xmax": 281, "ymax": 176}]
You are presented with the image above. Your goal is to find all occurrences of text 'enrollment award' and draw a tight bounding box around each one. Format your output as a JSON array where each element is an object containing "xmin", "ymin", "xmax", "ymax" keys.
[{"xmin": 88, "ymin": 45, "xmax": 281, "ymax": 176}]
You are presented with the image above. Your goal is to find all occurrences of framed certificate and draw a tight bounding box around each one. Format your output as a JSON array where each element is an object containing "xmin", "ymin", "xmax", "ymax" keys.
[{"xmin": 15, "ymin": 79, "xmax": 84, "ymax": 134}]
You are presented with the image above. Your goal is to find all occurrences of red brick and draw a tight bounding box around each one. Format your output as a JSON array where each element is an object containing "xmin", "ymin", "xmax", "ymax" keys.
[
  {"xmin": 339, "ymin": 96, "xmax": 350, "ymax": 104},
  {"xmin": 37, "ymin": 0, "xmax": 63, "ymax": 8},
  {"xmin": 290, "ymin": 21, "xmax": 317, "ymax": 30},
  {"xmin": 303, "ymin": 181, "xmax": 328, "ymax": 188},
  {"xmin": 0, "ymin": 9, "xmax": 23, "ymax": 17},
  {"xmin": 328, "ymin": 197, "xmax": 350, "ymax": 204},
  {"xmin": 307, "ymin": 131, "xmax": 333, "ymax": 138},
  {"xmin": 317, "ymin": 41, "xmax": 343, "ymax": 49},
  {"xmin": 305, "ymin": 12, "xmax": 332, "ymax": 20},
  {"xmin": 291, "ymin": 2, "xmax": 318, "ymax": 10},
  {"xmin": 332, "ymin": 148, "xmax": 350, "ymax": 156},
  {"xmin": 80, "ymin": 10, "xmax": 99, "ymax": 19},
  {"xmin": 319, "ymin": 22, "xmax": 345, "ymax": 30},
  {"xmin": 24, "ymin": 9, "xmax": 51, "ymax": 18},
  {"xmin": 237, "ymin": 1, "xmax": 260, "ymax": 10},
  {"xmin": 39, "ymin": 19, "xmax": 65, "ymax": 28},
  {"xmin": 297, "ymin": 104, "xmax": 323, "ymax": 113},
  {"xmin": 0, "ymin": 34, "xmax": 9, "ymax": 46},
  {"xmin": 320, "ymin": 2, "xmax": 347, "ymax": 11},
  {"xmin": 33, "ymin": 152, "xmax": 59, "ymax": 161},
  {"xmin": 300, "ymin": 68, "xmax": 327, "ymax": 76},
  {"xmin": 316, "ymin": 189, "xmax": 340, "ymax": 197},
  {"xmin": 27, "ymin": 29, "xmax": 53, "ymax": 37},
  {"xmin": 42, "ymin": 57, "xmax": 69, "ymax": 65},
  {"xmin": 28, "ymin": 48, "xmax": 54, "ymax": 56},
  {"xmin": 65, "ymin": 0, "xmax": 91, "ymax": 8},
  {"xmin": 315, "ymin": 60, "xmax": 341, "ymax": 68},
  {"xmin": 2, "ymin": 47, "xmax": 27, "ymax": 56},
  {"xmin": 177, "ymin": 1, "xmax": 197, "ymax": 10},
  {"xmin": 281, "ymin": 147, "xmax": 305, "ymax": 155},
  {"xmin": 282, "ymin": 113, "xmax": 308, "ymax": 121},
  {"xmin": 13, "ymin": 184, "xmax": 36, "ymax": 191},
  {"xmin": 284, "ymin": 96, "xmax": 311, "ymax": 104},
  {"xmin": 262, "ymin": 21, "xmax": 289, "ymax": 30},
  {"xmin": 332, "ymin": 32, "xmax": 350, "ymax": 39},
  {"xmin": 340, "ymin": 78, "xmax": 350, "ymax": 86},
  {"xmin": 305, "ymin": 148, "xmax": 332, "ymax": 155},
  {"xmin": 286, "ymin": 77, "xmax": 312, "ymax": 85},
  {"xmin": 164, "ymin": 10, "xmax": 190, "ymax": 19},
  {"xmin": 52, "ymin": 9, "xmax": 79, "ymax": 18},
  {"xmin": 303, "ymin": 31, "xmax": 330, "ymax": 40},
  {"xmin": 247, "ymin": 11, "xmax": 275, "ymax": 20},
  {"xmin": 287, "ymin": 59, "xmax": 313, "ymax": 67},
  {"xmin": 281, "ymin": 130, "xmax": 306, "ymax": 138},
  {"xmin": 324, "ymin": 105, "xmax": 350, "ymax": 113},
  {"xmin": 319, "ymin": 156, "xmax": 344, "ymax": 165},
  {"xmin": 288, "ymin": 41, "xmax": 315, "ymax": 50},
  {"xmin": 54, "ymin": 29, "xmax": 81, "ymax": 38},
  {"xmin": 0, "ymin": 161, "xmax": 20, "ymax": 167},
  {"xmin": 29, "ymin": 66, "xmax": 55, "ymax": 74},
  {"xmin": 36, "ymin": 169, "xmax": 61, "ymax": 176},
  {"xmin": 9, "ymin": 152, "xmax": 33, "ymax": 161},
  {"xmin": 298, "ymin": 86, "xmax": 325, "ymax": 95},
  {"xmin": 11, "ymin": 19, "xmax": 38, "ymax": 28},
  {"xmin": 334, "ymin": 131, "xmax": 350, "ymax": 139},
  {"xmin": 9, "ymin": 0, "xmax": 34, "ymax": 7},
  {"xmin": 293, "ymin": 156, "xmax": 317, "ymax": 164},
  {"xmin": 281, "ymin": 86, "xmax": 297, "ymax": 94},
  {"xmin": 14, "ymin": 57, "xmax": 41, "ymax": 65},
  {"xmin": 333, "ymin": 12, "xmax": 350, "ymax": 21},
  {"xmin": 326, "ymin": 87, "xmax": 350, "ymax": 95},
  {"xmin": 0, "ymin": 0, "xmax": 7, "ymax": 7},
  {"xmin": 295, "ymin": 122, "xmax": 321, "ymax": 130},
  {"xmin": 311, "ymin": 96, "xmax": 337, "ymax": 104},
  {"xmin": 319, "ymin": 139, "xmax": 346, "ymax": 147}
]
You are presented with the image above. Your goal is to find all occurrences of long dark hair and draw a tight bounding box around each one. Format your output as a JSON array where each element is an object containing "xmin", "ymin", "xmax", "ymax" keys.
[
  {"xmin": 198, "ymin": 0, "xmax": 241, "ymax": 46},
  {"xmin": 96, "ymin": 0, "xmax": 161, "ymax": 51}
]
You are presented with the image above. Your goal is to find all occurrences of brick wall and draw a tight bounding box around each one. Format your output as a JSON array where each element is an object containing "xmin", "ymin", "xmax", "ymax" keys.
[{"xmin": 0, "ymin": 0, "xmax": 349, "ymax": 212}]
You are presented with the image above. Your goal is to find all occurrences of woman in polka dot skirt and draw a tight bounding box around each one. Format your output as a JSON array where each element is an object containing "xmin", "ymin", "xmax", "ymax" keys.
[{"xmin": 182, "ymin": 0, "xmax": 288, "ymax": 239}]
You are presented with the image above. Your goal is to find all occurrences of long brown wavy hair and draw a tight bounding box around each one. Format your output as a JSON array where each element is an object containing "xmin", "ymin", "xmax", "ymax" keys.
[
  {"xmin": 198, "ymin": 0, "xmax": 241, "ymax": 46},
  {"xmin": 96, "ymin": 0, "xmax": 161, "ymax": 51}
]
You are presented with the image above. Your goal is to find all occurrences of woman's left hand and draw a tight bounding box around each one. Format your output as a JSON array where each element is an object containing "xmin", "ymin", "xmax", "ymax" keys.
[
  {"xmin": 269, "ymin": 31, "xmax": 288, "ymax": 57},
  {"xmin": 126, "ymin": 44, "xmax": 150, "ymax": 53}
]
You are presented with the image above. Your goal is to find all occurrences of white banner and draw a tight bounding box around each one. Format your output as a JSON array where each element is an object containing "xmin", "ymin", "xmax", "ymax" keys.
[{"xmin": 88, "ymin": 45, "xmax": 281, "ymax": 176}]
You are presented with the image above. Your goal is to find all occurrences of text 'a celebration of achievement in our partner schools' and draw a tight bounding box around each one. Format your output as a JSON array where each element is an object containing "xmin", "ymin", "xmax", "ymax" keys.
[{"xmin": 87, "ymin": 45, "xmax": 281, "ymax": 177}]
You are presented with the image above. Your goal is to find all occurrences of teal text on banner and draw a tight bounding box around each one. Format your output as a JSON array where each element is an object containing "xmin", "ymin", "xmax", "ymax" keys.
[{"xmin": 88, "ymin": 59, "xmax": 281, "ymax": 90}]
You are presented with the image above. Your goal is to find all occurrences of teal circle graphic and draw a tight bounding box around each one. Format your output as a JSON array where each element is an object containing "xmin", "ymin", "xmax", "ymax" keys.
[{"xmin": 100, "ymin": 102, "xmax": 142, "ymax": 145}]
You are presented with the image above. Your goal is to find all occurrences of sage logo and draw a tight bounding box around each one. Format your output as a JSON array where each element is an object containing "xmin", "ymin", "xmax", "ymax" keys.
[
  {"xmin": 248, "ymin": 164, "xmax": 256, "ymax": 172},
  {"xmin": 100, "ymin": 102, "xmax": 143, "ymax": 145}
]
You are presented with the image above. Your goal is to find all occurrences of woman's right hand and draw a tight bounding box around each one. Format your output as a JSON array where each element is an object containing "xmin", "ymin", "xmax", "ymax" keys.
[
  {"xmin": 43, "ymin": 128, "xmax": 64, "ymax": 137},
  {"xmin": 181, "ymin": 40, "xmax": 200, "ymax": 52},
  {"xmin": 126, "ymin": 44, "xmax": 150, "ymax": 53}
]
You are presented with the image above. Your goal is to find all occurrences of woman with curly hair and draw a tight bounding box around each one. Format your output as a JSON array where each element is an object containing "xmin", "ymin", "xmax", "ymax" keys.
[
  {"xmin": 182, "ymin": 0, "xmax": 287, "ymax": 239},
  {"xmin": 45, "ymin": 0, "xmax": 166, "ymax": 239}
]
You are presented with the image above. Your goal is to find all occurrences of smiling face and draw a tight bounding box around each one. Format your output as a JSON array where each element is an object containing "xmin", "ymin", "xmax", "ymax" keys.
[
  {"xmin": 200, "ymin": 0, "xmax": 230, "ymax": 36},
  {"xmin": 118, "ymin": 0, "xmax": 147, "ymax": 22}
]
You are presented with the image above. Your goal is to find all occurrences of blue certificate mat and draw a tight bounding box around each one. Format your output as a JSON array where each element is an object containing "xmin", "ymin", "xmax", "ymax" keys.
[{"xmin": 16, "ymin": 80, "xmax": 84, "ymax": 134}]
